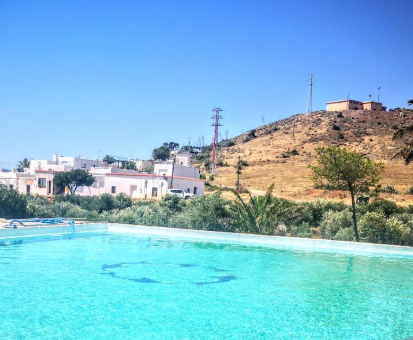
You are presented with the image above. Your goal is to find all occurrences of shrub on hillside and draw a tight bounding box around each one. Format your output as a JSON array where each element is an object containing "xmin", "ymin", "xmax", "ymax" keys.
[
  {"xmin": 381, "ymin": 184, "xmax": 400, "ymax": 195},
  {"xmin": 406, "ymin": 186, "xmax": 413, "ymax": 195},
  {"xmin": 358, "ymin": 199, "xmax": 405, "ymax": 217}
]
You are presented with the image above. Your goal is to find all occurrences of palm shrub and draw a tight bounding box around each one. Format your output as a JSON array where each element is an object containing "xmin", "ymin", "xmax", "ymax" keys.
[{"xmin": 230, "ymin": 184, "xmax": 279, "ymax": 235}]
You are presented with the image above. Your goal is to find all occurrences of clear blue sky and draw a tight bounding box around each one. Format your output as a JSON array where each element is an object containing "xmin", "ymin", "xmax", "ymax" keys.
[{"xmin": 1, "ymin": 0, "xmax": 412, "ymax": 167}]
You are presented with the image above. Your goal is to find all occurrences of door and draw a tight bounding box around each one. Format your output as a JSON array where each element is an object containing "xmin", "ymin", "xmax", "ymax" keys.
[
  {"xmin": 130, "ymin": 185, "xmax": 137, "ymax": 197},
  {"xmin": 26, "ymin": 185, "xmax": 31, "ymax": 194},
  {"xmin": 47, "ymin": 181, "xmax": 52, "ymax": 195},
  {"xmin": 152, "ymin": 187, "xmax": 158, "ymax": 198}
]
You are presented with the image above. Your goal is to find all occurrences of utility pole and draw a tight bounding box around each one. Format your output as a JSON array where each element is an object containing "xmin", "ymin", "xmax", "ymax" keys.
[
  {"xmin": 170, "ymin": 154, "xmax": 176, "ymax": 189},
  {"xmin": 211, "ymin": 107, "xmax": 224, "ymax": 175},
  {"xmin": 236, "ymin": 156, "xmax": 242, "ymax": 192},
  {"xmin": 307, "ymin": 73, "xmax": 314, "ymax": 113},
  {"xmin": 378, "ymin": 86, "xmax": 381, "ymax": 102}
]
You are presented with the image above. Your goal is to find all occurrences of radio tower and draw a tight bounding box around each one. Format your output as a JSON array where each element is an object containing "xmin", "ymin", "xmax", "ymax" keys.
[
  {"xmin": 307, "ymin": 73, "xmax": 314, "ymax": 113},
  {"xmin": 211, "ymin": 107, "xmax": 224, "ymax": 174}
]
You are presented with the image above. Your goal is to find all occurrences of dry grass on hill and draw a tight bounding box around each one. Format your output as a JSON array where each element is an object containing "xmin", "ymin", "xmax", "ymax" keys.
[{"xmin": 204, "ymin": 109, "xmax": 413, "ymax": 205}]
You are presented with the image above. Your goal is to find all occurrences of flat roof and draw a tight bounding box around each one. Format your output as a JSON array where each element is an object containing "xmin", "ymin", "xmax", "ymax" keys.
[
  {"xmin": 326, "ymin": 99, "xmax": 362, "ymax": 104},
  {"xmin": 362, "ymin": 101, "xmax": 383, "ymax": 104}
]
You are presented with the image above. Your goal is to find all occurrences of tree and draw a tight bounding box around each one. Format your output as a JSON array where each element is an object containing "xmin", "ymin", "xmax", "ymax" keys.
[
  {"xmin": 125, "ymin": 161, "xmax": 137, "ymax": 170},
  {"xmin": 103, "ymin": 155, "xmax": 116, "ymax": 165},
  {"xmin": 17, "ymin": 158, "xmax": 30, "ymax": 172},
  {"xmin": 408, "ymin": 99, "xmax": 413, "ymax": 106},
  {"xmin": 53, "ymin": 169, "xmax": 95, "ymax": 195},
  {"xmin": 308, "ymin": 146, "xmax": 384, "ymax": 241},
  {"xmin": 151, "ymin": 142, "xmax": 180, "ymax": 160}
]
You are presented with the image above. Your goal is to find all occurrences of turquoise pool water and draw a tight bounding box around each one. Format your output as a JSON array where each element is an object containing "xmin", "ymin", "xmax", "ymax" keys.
[{"xmin": 1, "ymin": 225, "xmax": 412, "ymax": 340}]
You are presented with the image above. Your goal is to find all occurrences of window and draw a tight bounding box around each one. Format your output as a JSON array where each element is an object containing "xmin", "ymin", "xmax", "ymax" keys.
[
  {"xmin": 152, "ymin": 187, "xmax": 158, "ymax": 197},
  {"xmin": 81, "ymin": 163, "xmax": 87, "ymax": 168},
  {"xmin": 194, "ymin": 187, "xmax": 197, "ymax": 195},
  {"xmin": 111, "ymin": 186, "xmax": 116, "ymax": 194},
  {"xmin": 38, "ymin": 178, "xmax": 46, "ymax": 188}
]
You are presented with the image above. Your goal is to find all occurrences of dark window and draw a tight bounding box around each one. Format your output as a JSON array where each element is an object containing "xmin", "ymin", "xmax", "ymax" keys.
[
  {"xmin": 152, "ymin": 187, "xmax": 158, "ymax": 197},
  {"xmin": 111, "ymin": 186, "xmax": 116, "ymax": 194},
  {"xmin": 194, "ymin": 187, "xmax": 197, "ymax": 195},
  {"xmin": 38, "ymin": 178, "xmax": 46, "ymax": 188}
]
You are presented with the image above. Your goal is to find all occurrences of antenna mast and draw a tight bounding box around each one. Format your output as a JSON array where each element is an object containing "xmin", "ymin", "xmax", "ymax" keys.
[
  {"xmin": 307, "ymin": 73, "xmax": 314, "ymax": 113},
  {"xmin": 211, "ymin": 107, "xmax": 224, "ymax": 174}
]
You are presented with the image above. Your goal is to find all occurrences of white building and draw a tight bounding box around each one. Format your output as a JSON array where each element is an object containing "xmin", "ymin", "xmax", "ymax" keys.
[
  {"xmin": 133, "ymin": 159, "xmax": 153, "ymax": 171},
  {"xmin": 0, "ymin": 152, "xmax": 204, "ymax": 199},
  {"xmin": 29, "ymin": 153, "xmax": 104, "ymax": 173}
]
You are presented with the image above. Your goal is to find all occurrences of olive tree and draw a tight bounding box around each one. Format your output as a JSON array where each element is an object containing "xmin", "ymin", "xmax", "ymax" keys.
[
  {"xmin": 54, "ymin": 169, "xmax": 95, "ymax": 195},
  {"xmin": 308, "ymin": 146, "xmax": 383, "ymax": 241}
]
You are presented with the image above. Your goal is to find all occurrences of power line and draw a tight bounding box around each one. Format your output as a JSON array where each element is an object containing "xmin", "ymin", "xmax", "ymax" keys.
[{"xmin": 211, "ymin": 107, "xmax": 224, "ymax": 175}]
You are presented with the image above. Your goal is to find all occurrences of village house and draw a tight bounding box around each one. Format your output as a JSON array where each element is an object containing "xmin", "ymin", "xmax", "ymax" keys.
[{"xmin": 0, "ymin": 152, "xmax": 204, "ymax": 199}]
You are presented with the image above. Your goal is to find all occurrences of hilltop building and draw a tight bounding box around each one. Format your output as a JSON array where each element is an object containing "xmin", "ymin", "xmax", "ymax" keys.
[
  {"xmin": 326, "ymin": 99, "xmax": 386, "ymax": 111},
  {"xmin": 0, "ymin": 152, "xmax": 204, "ymax": 199}
]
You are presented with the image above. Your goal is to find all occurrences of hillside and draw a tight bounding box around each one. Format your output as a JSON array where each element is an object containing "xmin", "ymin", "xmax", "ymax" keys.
[{"xmin": 208, "ymin": 109, "xmax": 413, "ymax": 204}]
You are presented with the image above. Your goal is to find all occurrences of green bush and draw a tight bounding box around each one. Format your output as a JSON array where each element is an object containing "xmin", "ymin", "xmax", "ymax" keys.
[
  {"xmin": 319, "ymin": 210, "xmax": 353, "ymax": 239},
  {"xmin": 291, "ymin": 222, "xmax": 313, "ymax": 238},
  {"xmin": 175, "ymin": 194, "xmax": 233, "ymax": 231},
  {"xmin": 334, "ymin": 228, "xmax": 355, "ymax": 241},
  {"xmin": 358, "ymin": 199, "xmax": 405, "ymax": 217},
  {"xmin": 359, "ymin": 212, "xmax": 388, "ymax": 244},
  {"xmin": 114, "ymin": 193, "xmax": 132, "ymax": 210},
  {"xmin": 159, "ymin": 194, "xmax": 185, "ymax": 213},
  {"xmin": 0, "ymin": 188, "xmax": 27, "ymax": 219},
  {"xmin": 303, "ymin": 200, "xmax": 348, "ymax": 227}
]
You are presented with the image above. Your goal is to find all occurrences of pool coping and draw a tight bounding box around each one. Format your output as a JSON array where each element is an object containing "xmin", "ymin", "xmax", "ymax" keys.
[{"xmin": 1, "ymin": 222, "xmax": 413, "ymax": 257}]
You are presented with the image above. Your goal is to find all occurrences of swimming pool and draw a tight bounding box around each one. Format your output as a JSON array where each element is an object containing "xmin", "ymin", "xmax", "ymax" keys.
[{"xmin": 1, "ymin": 224, "xmax": 412, "ymax": 340}]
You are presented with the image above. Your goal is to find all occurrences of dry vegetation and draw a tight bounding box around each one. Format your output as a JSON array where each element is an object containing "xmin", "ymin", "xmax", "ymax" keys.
[{"xmin": 207, "ymin": 109, "xmax": 413, "ymax": 205}]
